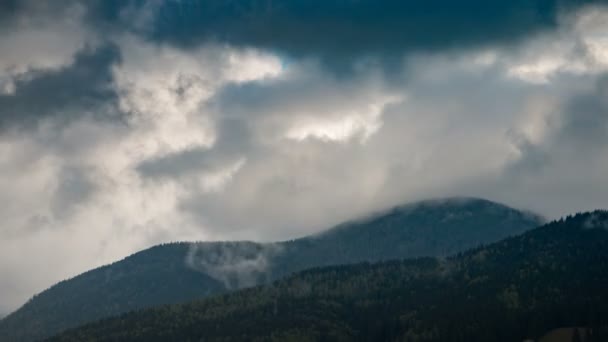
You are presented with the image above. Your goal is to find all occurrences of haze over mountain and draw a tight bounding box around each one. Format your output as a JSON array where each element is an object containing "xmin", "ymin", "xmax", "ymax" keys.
[
  {"xmin": 49, "ymin": 211, "xmax": 608, "ymax": 342},
  {"xmin": 0, "ymin": 198, "xmax": 542, "ymax": 342}
]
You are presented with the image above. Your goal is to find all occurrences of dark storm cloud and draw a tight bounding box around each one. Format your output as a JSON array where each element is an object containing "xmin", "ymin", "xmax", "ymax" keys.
[
  {"xmin": 0, "ymin": 0, "xmax": 601, "ymax": 120},
  {"xmin": 89, "ymin": 0, "xmax": 602, "ymax": 63},
  {"xmin": 0, "ymin": 0, "xmax": 19, "ymax": 19},
  {"xmin": 0, "ymin": 44, "xmax": 121, "ymax": 130}
]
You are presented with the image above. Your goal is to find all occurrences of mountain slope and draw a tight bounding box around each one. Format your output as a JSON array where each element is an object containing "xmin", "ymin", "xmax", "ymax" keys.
[
  {"xmin": 0, "ymin": 243, "xmax": 227, "ymax": 342},
  {"xmin": 50, "ymin": 211, "xmax": 608, "ymax": 342},
  {"xmin": 275, "ymin": 197, "xmax": 542, "ymax": 271},
  {"xmin": 0, "ymin": 197, "xmax": 542, "ymax": 341}
]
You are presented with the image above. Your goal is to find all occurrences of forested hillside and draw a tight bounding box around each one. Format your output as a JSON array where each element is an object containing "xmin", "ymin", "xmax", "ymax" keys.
[
  {"xmin": 50, "ymin": 211, "xmax": 608, "ymax": 342},
  {"xmin": 0, "ymin": 198, "xmax": 542, "ymax": 341}
]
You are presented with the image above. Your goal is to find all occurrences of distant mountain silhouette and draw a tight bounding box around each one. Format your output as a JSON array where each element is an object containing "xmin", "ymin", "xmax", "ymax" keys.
[
  {"xmin": 49, "ymin": 211, "xmax": 608, "ymax": 342},
  {"xmin": 0, "ymin": 197, "xmax": 542, "ymax": 341}
]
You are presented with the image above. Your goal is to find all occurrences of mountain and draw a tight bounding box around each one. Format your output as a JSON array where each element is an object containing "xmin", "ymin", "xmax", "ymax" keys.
[
  {"xmin": 276, "ymin": 197, "xmax": 542, "ymax": 271},
  {"xmin": 49, "ymin": 211, "xmax": 608, "ymax": 342},
  {"xmin": 0, "ymin": 197, "xmax": 542, "ymax": 341}
]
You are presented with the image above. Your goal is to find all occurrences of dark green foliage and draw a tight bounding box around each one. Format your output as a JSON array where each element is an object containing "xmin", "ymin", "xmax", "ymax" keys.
[
  {"xmin": 0, "ymin": 198, "xmax": 542, "ymax": 341},
  {"xmin": 48, "ymin": 211, "xmax": 608, "ymax": 342}
]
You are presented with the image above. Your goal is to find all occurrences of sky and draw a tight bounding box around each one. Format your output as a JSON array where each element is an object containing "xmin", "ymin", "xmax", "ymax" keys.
[{"xmin": 1, "ymin": 0, "xmax": 608, "ymax": 316}]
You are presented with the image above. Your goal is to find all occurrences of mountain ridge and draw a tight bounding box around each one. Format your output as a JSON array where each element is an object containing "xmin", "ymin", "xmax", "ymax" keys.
[
  {"xmin": 49, "ymin": 211, "xmax": 608, "ymax": 342},
  {"xmin": 0, "ymin": 197, "xmax": 543, "ymax": 342}
]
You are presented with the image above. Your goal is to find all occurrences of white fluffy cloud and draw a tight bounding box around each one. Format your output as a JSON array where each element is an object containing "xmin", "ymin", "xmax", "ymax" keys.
[{"xmin": 506, "ymin": 6, "xmax": 608, "ymax": 83}]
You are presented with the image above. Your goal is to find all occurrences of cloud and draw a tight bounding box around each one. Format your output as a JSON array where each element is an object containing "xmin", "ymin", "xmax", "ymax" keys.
[
  {"xmin": 0, "ymin": 1, "xmax": 95, "ymax": 97},
  {"xmin": 0, "ymin": 36, "xmax": 285, "ymax": 314},
  {"xmin": 559, "ymin": 75, "xmax": 608, "ymax": 145},
  {"xmin": 505, "ymin": 5, "xmax": 608, "ymax": 83},
  {"xmin": 498, "ymin": 73, "xmax": 608, "ymax": 214},
  {"xmin": 92, "ymin": 1, "xmax": 600, "ymax": 65},
  {"xmin": 0, "ymin": 45, "xmax": 120, "ymax": 130},
  {"xmin": 186, "ymin": 242, "xmax": 283, "ymax": 289},
  {"xmin": 111, "ymin": 35, "xmax": 282, "ymax": 158},
  {"xmin": 214, "ymin": 61, "xmax": 403, "ymax": 142},
  {"xmin": 50, "ymin": 166, "xmax": 97, "ymax": 220}
]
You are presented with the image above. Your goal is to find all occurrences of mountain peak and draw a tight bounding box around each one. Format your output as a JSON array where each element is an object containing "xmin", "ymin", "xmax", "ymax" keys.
[{"xmin": 319, "ymin": 197, "xmax": 544, "ymax": 238}]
